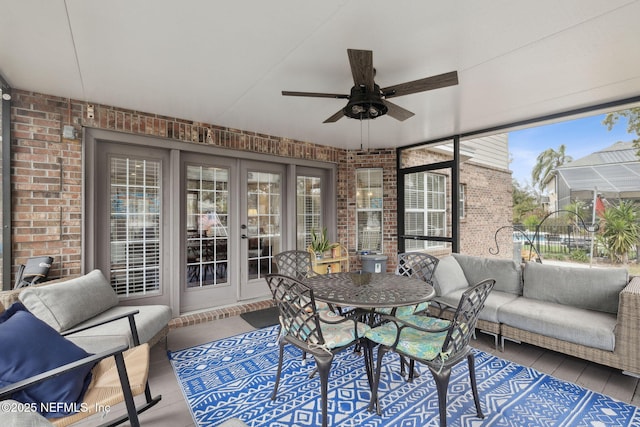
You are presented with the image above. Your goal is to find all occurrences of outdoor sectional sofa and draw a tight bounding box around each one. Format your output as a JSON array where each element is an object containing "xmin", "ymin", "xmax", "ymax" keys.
[
  {"xmin": 431, "ymin": 253, "xmax": 640, "ymax": 376},
  {"xmin": 0, "ymin": 269, "xmax": 172, "ymax": 353}
]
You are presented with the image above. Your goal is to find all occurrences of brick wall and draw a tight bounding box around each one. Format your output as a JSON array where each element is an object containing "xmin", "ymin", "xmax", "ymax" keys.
[
  {"xmin": 398, "ymin": 145, "xmax": 513, "ymax": 259},
  {"xmin": 459, "ymin": 162, "xmax": 513, "ymax": 258},
  {"xmin": 338, "ymin": 148, "xmax": 398, "ymax": 271},
  {"xmin": 8, "ymin": 89, "xmax": 512, "ymax": 285},
  {"xmin": 9, "ymin": 90, "xmax": 346, "ymax": 282}
]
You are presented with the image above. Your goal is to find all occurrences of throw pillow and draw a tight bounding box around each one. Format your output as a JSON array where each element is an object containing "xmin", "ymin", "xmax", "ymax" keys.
[
  {"xmin": 0, "ymin": 304, "xmax": 95, "ymax": 417},
  {"xmin": 453, "ymin": 253, "xmax": 523, "ymax": 295},
  {"xmin": 431, "ymin": 256, "xmax": 469, "ymax": 296},
  {"xmin": 19, "ymin": 269, "xmax": 118, "ymax": 332}
]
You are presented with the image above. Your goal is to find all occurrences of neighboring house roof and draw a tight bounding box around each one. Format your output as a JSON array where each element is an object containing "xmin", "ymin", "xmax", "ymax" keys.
[{"xmin": 555, "ymin": 141, "xmax": 640, "ymax": 198}]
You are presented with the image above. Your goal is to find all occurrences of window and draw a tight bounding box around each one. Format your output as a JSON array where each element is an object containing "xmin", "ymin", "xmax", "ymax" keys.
[
  {"xmin": 404, "ymin": 172, "xmax": 447, "ymax": 251},
  {"xmin": 356, "ymin": 168, "xmax": 383, "ymax": 253},
  {"xmin": 296, "ymin": 175, "xmax": 321, "ymax": 250},
  {"xmin": 109, "ymin": 157, "xmax": 161, "ymax": 296}
]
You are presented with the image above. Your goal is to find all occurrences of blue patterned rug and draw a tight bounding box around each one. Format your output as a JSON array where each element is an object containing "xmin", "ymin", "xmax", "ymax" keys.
[{"xmin": 168, "ymin": 325, "xmax": 640, "ymax": 427}]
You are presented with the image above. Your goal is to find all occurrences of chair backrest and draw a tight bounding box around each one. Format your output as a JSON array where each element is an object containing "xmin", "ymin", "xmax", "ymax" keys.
[
  {"xmin": 442, "ymin": 278, "xmax": 495, "ymax": 355},
  {"xmin": 14, "ymin": 256, "xmax": 54, "ymax": 289},
  {"xmin": 396, "ymin": 252, "xmax": 439, "ymax": 283},
  {"xmin": 265, "ymin": 274, "xmax": 325, "ymax": 347},
  {"xmin": 274, "ymin": 250, "xmax": 314, "ymax": 280}
]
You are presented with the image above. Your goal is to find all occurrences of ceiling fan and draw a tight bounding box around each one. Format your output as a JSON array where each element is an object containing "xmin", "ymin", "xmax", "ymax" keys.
[{"xmin": 282, "ymin": 49, "xmax": 458, "ymax": 123}]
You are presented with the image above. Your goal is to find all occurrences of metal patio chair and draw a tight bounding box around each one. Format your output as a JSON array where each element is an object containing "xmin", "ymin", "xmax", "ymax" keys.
[
  {"xmin": 366, "ymin": 278, "xmax": 495, "ymax": 427},
  {"xmin": 265, "ymin": 274, "xmax": 370, "ymax": 427}
]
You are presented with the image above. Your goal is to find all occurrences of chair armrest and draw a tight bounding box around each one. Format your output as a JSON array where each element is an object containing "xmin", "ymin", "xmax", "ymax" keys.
[
  {"xmin": 371, "ymin": 313, "xmax": 451, "ymax": 350},
  {"xmin": 378, "ymin": 313, "xmax": 451, "ymax": 334},
  {"xmin": 0, "ymin": 344, "xmax": 128, "ymax": 399},
  {"xmin": 429, "ymin": 299, "xmax": 456, "ymax": 317},
  {"xmin": 62, "ymin": 309, "xmax": 142, "ymax": 346}
]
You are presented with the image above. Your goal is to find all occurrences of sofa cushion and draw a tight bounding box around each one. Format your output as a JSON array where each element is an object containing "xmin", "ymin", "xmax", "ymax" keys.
[
  {"xmin": 523, "ymin": 262, "xmax": 628, "ymax": 314},
  {"xmin": 431, "ymin": 255, "xmax": 468, "ymax": 296},
  {"xmin": 435, "ymin": 289, "xmax": 519, "ymax": 323},
  {"xmin": 498, "ymin": 297, "xmax": 617, "ymax": 351},
  {"xmin": 0, "ymin": 305, "xmax": 94, "ymax": 417},
  {"xmin": 65, "ymin": 305, "xmax": 172, "ymax": 353},
  {"xmin": 453, "ymin": 253, "xmax": 522, "ymax": 295},
  {"xmin": 19, "ymin": 269, "xmax": 119, "ymax": 332}
]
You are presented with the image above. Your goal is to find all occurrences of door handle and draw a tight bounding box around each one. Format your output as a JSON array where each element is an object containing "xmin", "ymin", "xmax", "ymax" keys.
[{"xmin": 241, "ymin": 234, "xmax": 248, "ymax": 239}]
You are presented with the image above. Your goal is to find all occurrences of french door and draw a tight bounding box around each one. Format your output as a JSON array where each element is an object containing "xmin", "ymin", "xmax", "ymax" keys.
[
  {"xmin": 239, "ymin": 161, "xmax": 284, "ymax": 300},
  {"xmin": 88, "ymin": 131, "xmax": 331, "ymax": 314},
  {"xmin": 181, "ymin": 158, "xmax": 284, "ymax": 309},
  {"xmin": 181, "ymin": 154, "xmax": 236, "ymax": 312}
]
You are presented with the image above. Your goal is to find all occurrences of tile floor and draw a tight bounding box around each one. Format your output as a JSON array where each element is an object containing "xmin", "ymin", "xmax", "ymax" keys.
[{"xmin": 76, "ymin": 307, "xmax": 640, "ymax": 427}]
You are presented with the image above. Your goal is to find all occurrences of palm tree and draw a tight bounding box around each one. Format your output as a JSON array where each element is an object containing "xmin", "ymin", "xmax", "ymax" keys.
[
  {"xmin": 531, "ymin": 144, "xmax": 573, "ymax": 192},
  {"xmin": 599, "ymin": 201, "xmax": 640, "ymax": 264}
]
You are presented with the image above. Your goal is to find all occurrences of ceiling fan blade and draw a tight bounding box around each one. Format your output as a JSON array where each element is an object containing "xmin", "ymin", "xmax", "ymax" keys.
[
  {"xmin": 282, "ymin": 91, "xmax": 349, "ymax": 99},
  {"xmin": 347, "ymin": 49, "xmax": 374, "ymax": 91},
  {"xmin": 323, "ymin": 109, "xmax": 344, "ymax": 123},
  {"xmin": 384, "ymin": 100, "xmax": 415, "ymax": 121},
  {"xmin": 382, "ymin": 71, "xmax": 458, "ymax": 99}
]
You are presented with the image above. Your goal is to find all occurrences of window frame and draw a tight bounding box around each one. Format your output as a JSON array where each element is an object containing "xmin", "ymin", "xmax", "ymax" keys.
[{"xmin": 356, "ymin": 168, "xmax": 384, "ymax": 253}]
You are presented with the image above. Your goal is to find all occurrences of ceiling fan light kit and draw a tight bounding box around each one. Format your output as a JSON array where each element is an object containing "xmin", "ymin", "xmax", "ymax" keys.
[
  {"xmin": 344, "ymin": 84, "xmax": 388, "ymax": 120},
  {"xmin": 282, "ymin": 49, "xmax": 458, "ymax": 123}
]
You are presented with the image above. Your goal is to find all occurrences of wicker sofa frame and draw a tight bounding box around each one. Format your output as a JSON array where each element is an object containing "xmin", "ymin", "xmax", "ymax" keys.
[{"xmin": 431, "ymin": 254, "xmax": 640, "ymax": 376}]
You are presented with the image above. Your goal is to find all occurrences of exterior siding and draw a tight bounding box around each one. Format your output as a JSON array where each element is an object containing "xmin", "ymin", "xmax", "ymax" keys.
[{"xmin": 462, "ymin": 133, "xmax": 509, "ymax": 170}]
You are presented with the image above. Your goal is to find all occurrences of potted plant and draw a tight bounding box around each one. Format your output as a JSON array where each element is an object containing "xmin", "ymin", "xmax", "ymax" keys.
[{"xmin": 310, "ymin": 227, "xmax": 337, "ymax": 259}]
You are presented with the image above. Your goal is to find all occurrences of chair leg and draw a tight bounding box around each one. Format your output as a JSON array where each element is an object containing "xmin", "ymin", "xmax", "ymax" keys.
[
  {"xmin": 368, "ymin": 345, "xmax": 388, "ymax": 415},
  {"xmin": 408, "ymin": 359, "xmax": 417, "ymax": 382},
  {"xmin": 467, "ymin": 353, "xmax": 484, "ymax": 419},
  {"xmin": 314, "ymin": 354, "xmax": 333, "ymax": 427},
  {"xmin": 429, "ymin": 364, "xmax": 452, "ymax": 427},
  {"xmin": 399, "ymin": 354, "xmax": 407, "ymax": 377},
  {"xmin": 113, "ymin": 352, "xmax": 140, "ymax": 427},
  {"xmin": 271, "ymin": 341, "xmax": 285, "ymax": 400}
]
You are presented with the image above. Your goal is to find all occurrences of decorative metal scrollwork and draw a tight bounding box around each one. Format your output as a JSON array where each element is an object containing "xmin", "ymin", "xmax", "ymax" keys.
[{"xmin": 490, "ymin": 210, "xmax": 599, "ymax": 263}]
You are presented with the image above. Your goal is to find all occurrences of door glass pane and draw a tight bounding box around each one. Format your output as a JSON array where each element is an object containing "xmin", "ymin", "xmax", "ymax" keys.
[
  {"xmin": 296, "ymin": 175, "xmax": 321, "ymax": 250},
  {"xmin": 186, "ymin": 165, "xmax": 229, "ymax": 288},
  {"xmin": 247, "ymin": 171, "xmax": 280, "ymax": 280},
  {"xmin": 109, "ymin": 157, "xmax": 161, "ymax": 296}
]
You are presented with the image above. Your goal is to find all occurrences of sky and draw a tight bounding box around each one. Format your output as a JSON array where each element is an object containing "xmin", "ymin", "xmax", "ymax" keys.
[{"xmin": 509, "ymin": 113, "xmax": 634, "ymax": 187}]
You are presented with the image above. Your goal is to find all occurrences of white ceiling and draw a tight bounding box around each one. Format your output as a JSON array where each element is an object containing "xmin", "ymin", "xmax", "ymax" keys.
[{"xmin": 2, "ymin": 0, "xmax": 640, "ymax": 150}]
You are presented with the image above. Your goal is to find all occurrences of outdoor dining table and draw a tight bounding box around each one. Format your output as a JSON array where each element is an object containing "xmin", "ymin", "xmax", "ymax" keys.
[
  {"xmin": 303, "ymin": 270, "xmax": 435, "ymax": 310},
  {"xmin": 303, "ymin": 270, "xmax": 436, "ymax": 408}
]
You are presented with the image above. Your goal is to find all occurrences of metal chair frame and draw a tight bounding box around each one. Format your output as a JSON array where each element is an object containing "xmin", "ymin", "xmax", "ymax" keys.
[
  {"xmin": 394, "ymin": 252, "xmax": 440, "ymax": 378},
  {"xmin": 0, "ymin": 310, "xmax": 161, "ymax": 427},
  {"xmin": 273, "ymin": 250, "xmax": 316, "ymax": 280},
  {"xmin": 368, "ymin": 278, "xmax": 495, "ymax": 427},
  {"xmin": 265, "ymin": 273, "xmax": 367, "ymax": 427}
]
